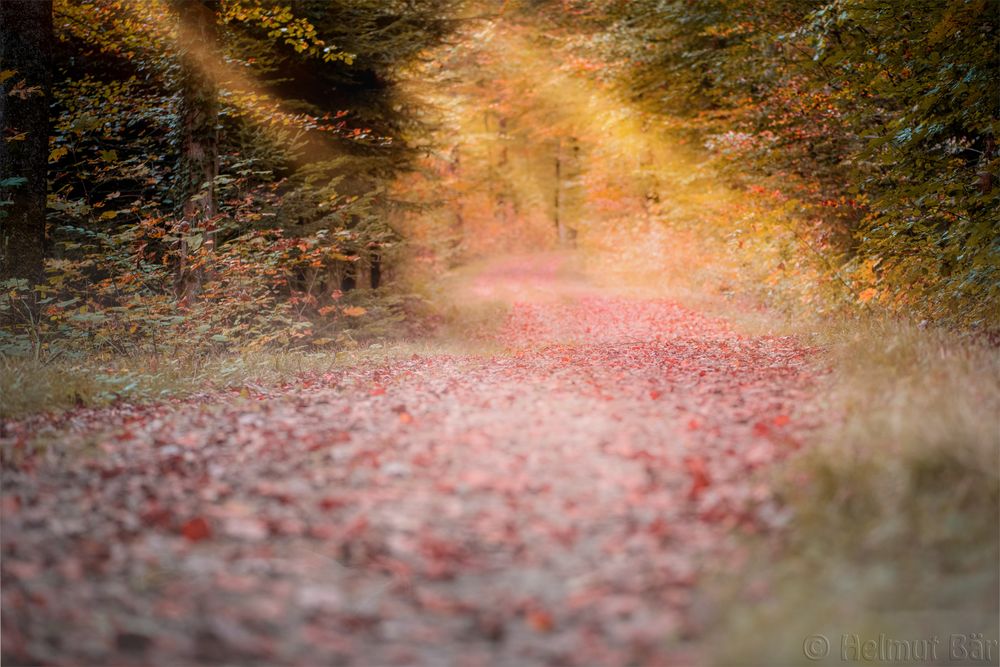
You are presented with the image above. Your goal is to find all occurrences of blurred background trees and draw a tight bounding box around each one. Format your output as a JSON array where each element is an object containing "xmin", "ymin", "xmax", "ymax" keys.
[
  {"xmin": 522, "ymin": 0, "xmax": 999, "ymax": 324},
  {"xmin": 2, "ymin": 0, "xmax": 997, "ymax": 360}
]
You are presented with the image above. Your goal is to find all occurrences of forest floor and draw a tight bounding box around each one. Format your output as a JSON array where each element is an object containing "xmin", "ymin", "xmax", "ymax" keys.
[{"xmin": 2, "ymin": 255, "xmax": 824, "ymax": 665}]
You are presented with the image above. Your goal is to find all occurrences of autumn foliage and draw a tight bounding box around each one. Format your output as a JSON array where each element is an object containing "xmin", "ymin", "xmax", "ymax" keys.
[
  {"xmin": 2, "ymin": 0, "xmax": 453, "ymax": 357},
  {"xmin": 533, "ymin": 0, "xmax": 999, "ymax": 324},
  {"xmin": 1, "ymin": 3, "xmax": 998, "ymax": 665}
]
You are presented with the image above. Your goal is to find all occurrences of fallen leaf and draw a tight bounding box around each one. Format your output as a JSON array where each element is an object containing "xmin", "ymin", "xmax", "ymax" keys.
[
  {"xmin": 181, "ymin": 517, "xmax": 212, "ymax": 542},
  {"xmin": 684, "ymin": 456, "xmax": 711, "ymax": 500},
  {"xmin": 526, "ymin": 609, "xmax": 555, "ymax": 633}
]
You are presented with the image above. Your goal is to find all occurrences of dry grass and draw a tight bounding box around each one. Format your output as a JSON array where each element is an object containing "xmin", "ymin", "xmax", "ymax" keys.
[
  {"xmin": 0, "ymin": 288, "xmax": 512, "ymax": 421},
  {"xmin": 711, "ymin": 318, "xmax": 1000, "ymax": 665},
  {"xmin": 0, "ymin": 344, "xmax": 474, "ymax": 420},
  {"xmin": 0, "ymin": 351, "xmax": 335, "ymax": 420}
]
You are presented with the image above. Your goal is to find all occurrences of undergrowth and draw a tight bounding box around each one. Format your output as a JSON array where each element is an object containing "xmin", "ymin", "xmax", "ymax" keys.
[{"xmin": 0, "ymin": 281, "xmax": 509, "ymax": 420}]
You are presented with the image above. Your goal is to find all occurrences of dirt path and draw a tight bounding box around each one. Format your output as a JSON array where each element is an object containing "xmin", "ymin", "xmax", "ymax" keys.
[{"xmin": 1, "ymin": 257, "xmax": 817, "ymax": 666}]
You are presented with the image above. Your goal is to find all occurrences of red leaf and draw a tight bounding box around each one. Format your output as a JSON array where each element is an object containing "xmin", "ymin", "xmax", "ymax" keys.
[
  {"xmin": 318, "ymin": 496, "xmax": 347, "ymax": 511},
  {"xmin": 684, "ymin": 456, "xmax": 711, "ymax": 500},
  {"xmin": 181, "ymin": 517, "xmax": 212, "ymax": 542},
  {"xmin": 526, "ymin": 609, "xmax": 554, "ymax": 633}
]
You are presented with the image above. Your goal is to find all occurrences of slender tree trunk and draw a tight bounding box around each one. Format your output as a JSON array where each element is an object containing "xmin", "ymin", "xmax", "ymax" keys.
[
  {"xmin": 497, "ymin": 114, "xmax": 509, "ymax": 223},
  {"xmin": 369, "ymin": 248, "xmax": 381, "ymax": 289},
  {"xmin": 567, "ymin": 137, "xmax": 578, "ymax": 247},
  {"xmin": 554, "ymin": 137, "xmax": 562, "ymax": 243},
  {"xmin": 0, "ymin": 0, "xmax": 53, "ymax": 284},
  {"xmin": 449, "ymin": 145, "xmax": 463, "ymax": 265},
  {"xmin": 340, "ymin": 262, "xmax": 357, "ymax": 291},
  {"xmin": 484, "ymin": 110, "xmax": 493, "ymax": 209},
  {"xmin": 171, "ymin": 0, "xmax": 219, "ymax": 300}
]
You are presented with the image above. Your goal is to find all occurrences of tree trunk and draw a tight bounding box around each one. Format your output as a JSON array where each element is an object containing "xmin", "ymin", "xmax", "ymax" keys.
[
  {"xmin": 554, "ymin": 137, "xmax": 562, "ymax": 242},
  {"xmin": 369, "ymin": 248, "xmax": 381, "ymax": 289},
  {"xmin": 496, "ymin": 114, "xmax": 509, "ymax": 223},
  {"xmin": 171, "ymin": 0, "xmax": 219, "ymax": 300},
  {"xmin": 449, "ymin": 146, "xmax": 463, "ymax": 265},
  {"xmin": 340, "ymin": 262, "xmax": 357, "ymax": 292},
  {"xmin": 0, "ymin": 0, "xmax": 53, "ymax": 284},
  {"xmin": 566, "ymin": 137, "xmax": 579, "ymax": 247}
]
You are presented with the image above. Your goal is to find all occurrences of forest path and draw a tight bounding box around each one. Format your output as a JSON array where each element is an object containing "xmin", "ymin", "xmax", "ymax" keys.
[{"xmin": 2, "ymin": 255, "xmax": 817, "ymax": 666}]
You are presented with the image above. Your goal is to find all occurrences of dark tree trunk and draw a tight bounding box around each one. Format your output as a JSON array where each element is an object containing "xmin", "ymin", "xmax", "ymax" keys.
[
  {"xmin": 175, "ymin": 0, "xmax": 218, "ymax": 222},
  {"xmin": 340, "ymin": 263, "xmax": 357, "ymax": 292},
  {"xmin": 171, "ymin": 0, "xmax": 219, "ymax": 300},
  {"xmin": 0, "ymin": 0, "xmax": 53, "ymax": 284},
  {"xmin": 369, "ymin": 249, "xmax": 381, "ymax": 289}
]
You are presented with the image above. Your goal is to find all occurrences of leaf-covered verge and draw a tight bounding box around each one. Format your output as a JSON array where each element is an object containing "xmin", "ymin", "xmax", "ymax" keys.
[{"xmin": 708, "ymin": 318, "xmax": 1000, "ymax": 664}]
